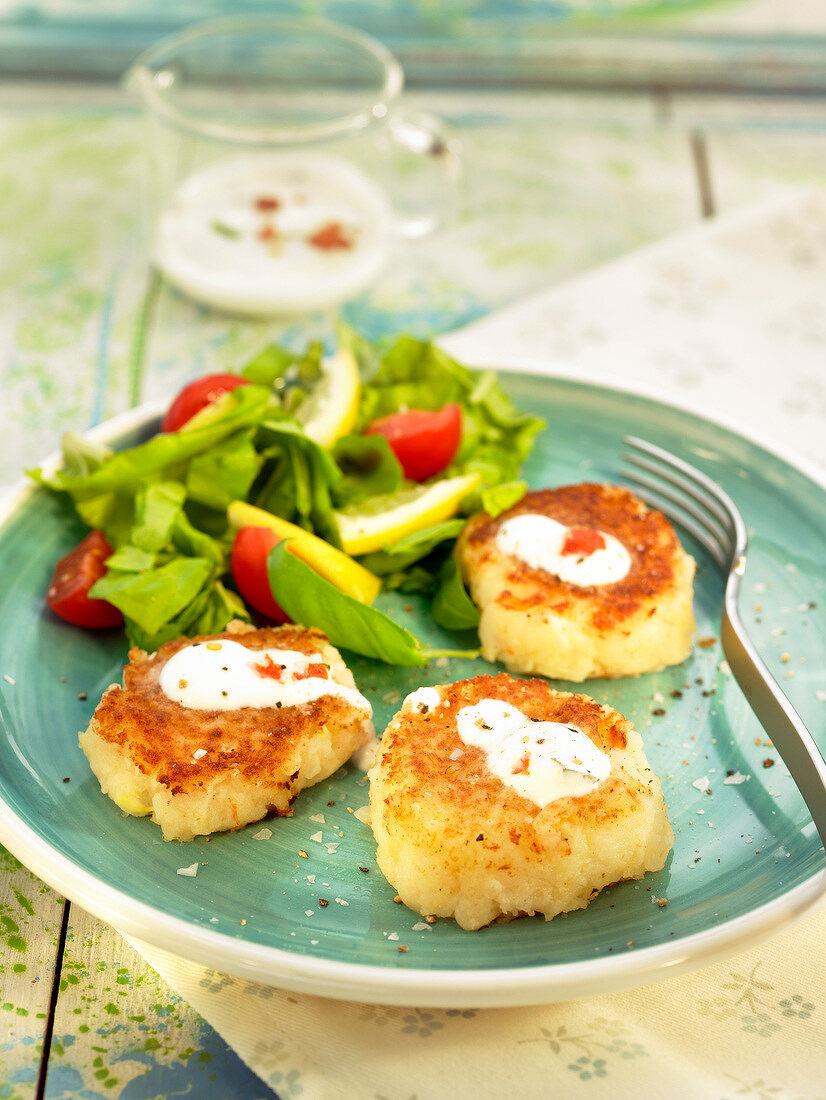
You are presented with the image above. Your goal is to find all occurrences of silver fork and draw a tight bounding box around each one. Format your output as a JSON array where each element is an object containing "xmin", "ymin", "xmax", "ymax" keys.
[{"xmin": 621, "ymin": 435, "xmax": 826, "ymax": 849}]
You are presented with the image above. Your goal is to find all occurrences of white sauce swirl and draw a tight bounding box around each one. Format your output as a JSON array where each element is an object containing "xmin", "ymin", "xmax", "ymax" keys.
[
  {"xmin": 159, "ymin": 639, "xmax": 372, "ymax": 714},
  {"xmin": 404, "ymin": 686, "xmax": 444, "ymax": 714},
  {"xmin": 456, "ymin": 698, "xmax": 611, "ymax": 805},
  {"xmin": 495, "ymin": 513, "xmax": 631, "ymax": 586}
]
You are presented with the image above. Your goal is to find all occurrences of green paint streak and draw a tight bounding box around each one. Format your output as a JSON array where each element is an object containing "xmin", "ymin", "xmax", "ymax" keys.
[
  {"xmin": 103, "ymin": 1003, "xmax": 120, "ymax": 1015},
  {"xmin": 12, "ymin": 888, "xmax": 34, "ymax": 916},
  {"xmin": 6, "ymin": 935, "xmax": 26, "ymax": 952},
  {"xmin": 1, "ymin": 916, "xmax": 19, "ymax": 934},
  {"xmin": 12, "ymin": 963, "xmax": 26, "ymax": 973},
  {"xmin": 15, "ymin": 1007, "xmax": 28, "ymax": 1016}
]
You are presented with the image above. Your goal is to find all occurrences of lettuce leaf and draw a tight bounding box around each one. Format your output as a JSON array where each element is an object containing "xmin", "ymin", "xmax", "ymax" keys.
[{"xmin": 346, "ymin": 328, "xmax": 544, "ymax": 508}]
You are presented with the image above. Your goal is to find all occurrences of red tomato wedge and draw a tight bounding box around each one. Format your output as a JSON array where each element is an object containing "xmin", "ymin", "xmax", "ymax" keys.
[
  {"xmin": 231, "ymin": 526, "xmax": 291, "ymax": 623},
  {"xmin": 161, "ymin": 373, "xmax": 249, "ymax": 432},
  {"xmin": 363, "ymin": 403, "xmax": 462, "ymax": 482},
  {"xmin": 46, "ymin": 530, "xmax": 124, "ymax": 629}
]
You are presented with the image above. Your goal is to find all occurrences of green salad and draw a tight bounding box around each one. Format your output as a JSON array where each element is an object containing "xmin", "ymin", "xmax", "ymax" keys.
[{"xmin": 31, "ymin": 326, "xmax": 544, "ymax": 665}]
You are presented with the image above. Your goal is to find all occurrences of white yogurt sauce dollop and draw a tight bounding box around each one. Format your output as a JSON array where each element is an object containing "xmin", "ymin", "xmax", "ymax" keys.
[
  {"xmin": 456, "ymin": 699, "xmax": 611, "ymax": 805},
  {"xmin": 159, "ymin": 639, "xmax": 371, "ymax": 714},
  {"xmin": 495, "ymin": 514, "xmax": 631, "ymax": 586},
  {"xmin": 154, "ymin": 152, "xmax": 394, "ymax": 315},
  {"xmin": 404, "ymin": 686, "xmax": 444, "ymax": 714}
]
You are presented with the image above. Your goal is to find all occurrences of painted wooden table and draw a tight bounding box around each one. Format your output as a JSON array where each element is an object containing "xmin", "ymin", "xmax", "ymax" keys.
[{"xmin": 2, "ymin": 82, "xmax": 826, "ymax": 1098}]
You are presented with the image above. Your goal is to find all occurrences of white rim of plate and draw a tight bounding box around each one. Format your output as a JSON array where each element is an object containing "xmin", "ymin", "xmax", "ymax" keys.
[{"xmin": 1, "ymin": 375, "xmax": 824, "ymax": 1008}]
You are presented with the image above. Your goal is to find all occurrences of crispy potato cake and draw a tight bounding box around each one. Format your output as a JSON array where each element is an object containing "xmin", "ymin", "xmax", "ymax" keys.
[
  {"xmin": 368, "ymin": 673, "xmax": 673, "ymax": 931},
  {"xmin": 80, "ymin": 621, "xmax": 373, "ymax": 841},
  {"xmin": 457, "ymin": 483, "xmax": 696, "ymax": 681}
]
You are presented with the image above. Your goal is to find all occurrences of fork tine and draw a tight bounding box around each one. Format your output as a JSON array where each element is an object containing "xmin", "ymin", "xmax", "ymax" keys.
[
  {"xmin": 624, "ymin": 437, "xmax": 734, "ymax": 530},
  {"xmin": 622, "ymin": 436, "xmax": 748, "ymax": 559},
  {"xmin": 623, "ymin": 453, "xmax": 734, "ymax": 540},
  {"xmin": 619, "ymin": 471, "xmax": 730, "ymax": 570}
]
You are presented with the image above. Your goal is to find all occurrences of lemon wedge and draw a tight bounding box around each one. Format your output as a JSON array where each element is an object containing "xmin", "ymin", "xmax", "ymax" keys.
[
  {"xmin": 295, "ymin": 347, "xmax": 361, "ymax": 448},
  {"xmin": 227, "ymin": 500, "xmax": 381, "ymax": 604},
  {"xmin": 334, "ymin": 473, "xmax": 480, "ymax": 556}
]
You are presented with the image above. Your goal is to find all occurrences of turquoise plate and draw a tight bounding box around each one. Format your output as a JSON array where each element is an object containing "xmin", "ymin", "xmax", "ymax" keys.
[{"xmin": 1, "ymin": 374, "xmax": 824, "ymax": 1007}]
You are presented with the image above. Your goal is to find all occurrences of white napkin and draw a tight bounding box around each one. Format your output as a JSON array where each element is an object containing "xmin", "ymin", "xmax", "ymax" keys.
[
  {"xmin": 128, "ymin": 905, "xmax": 826, "ymax": 1099},
  {"xmin": 442, "ymin": 184, "xmax": 826, "ymax": 474},
  {"xmin": 127, "ymin": 185, "xmax": 826, "ymax": 1097}
]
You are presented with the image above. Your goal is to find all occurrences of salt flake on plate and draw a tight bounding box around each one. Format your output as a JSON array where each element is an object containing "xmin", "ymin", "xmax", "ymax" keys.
[{"xmin": 723, "ymin": 772, "xmax": 750, "ymax": 785}]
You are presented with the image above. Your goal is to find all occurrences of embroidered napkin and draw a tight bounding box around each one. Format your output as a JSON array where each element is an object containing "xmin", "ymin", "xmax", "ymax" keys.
[
  {"xmin": 129, "ymin": 904, "xmax": 826, "ymax": 1100},
  {"xmin": 127, "ymin": 184, "xmax": 826, "ymax": 1098}
]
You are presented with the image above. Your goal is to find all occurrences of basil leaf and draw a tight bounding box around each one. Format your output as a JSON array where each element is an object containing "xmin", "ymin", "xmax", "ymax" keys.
[
  {"xmin": 358, "ymin": 518, "xmax": 466, "ymax": 576},
  {"xmin": 241, "ymin": 344, "xmax": 299, "ymax": 386},
  {"xmin": 266, "ymin": 542, "xmax": 429, "ymax": 667},
  {"xmin": 332, "ymin": 433, "xmax": 403, "ymax": 506},
  {"xmin": 431, "ymin": 557, "xmax": 480, "ymax": 631},
  {"xmin": 250, "ymin": 418, "xmax": 342, "ymax": 547},
  {"xmin": 241, "ymin": 341, "xmax": 324, "ymax": 413}
]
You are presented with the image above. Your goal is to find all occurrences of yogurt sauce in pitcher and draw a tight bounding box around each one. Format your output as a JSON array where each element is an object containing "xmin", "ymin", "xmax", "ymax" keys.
[{"xmin": 153, "ymin": 152, "xmax": 394, "ymax": 314}]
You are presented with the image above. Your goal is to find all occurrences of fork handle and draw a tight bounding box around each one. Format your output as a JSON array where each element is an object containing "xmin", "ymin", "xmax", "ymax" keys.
[{"xmin": 722, "ymin": 598, "xmax": 826, "ymax": 849}]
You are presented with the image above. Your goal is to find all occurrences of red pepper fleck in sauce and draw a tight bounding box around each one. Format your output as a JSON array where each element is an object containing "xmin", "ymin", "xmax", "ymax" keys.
[
  {"xmin": 307, "ymin": 221, "xmax": 354, "ymax": 251},
  {"xmin": 512, "ymin": 753, "xmax": 531, "ymax": 775},
  {"xmin": 258, "ymin": 224, "xmax": 279, "ymax": 241},
  {"xmin": 561, "ymin": 526, "xmax": 606, "ymax": 556},
  {"xmin": 294, "ymin": 663, "xmax": 328, "ymax": 681},
  {"xmin": 251, "ymin": 655, "xmax": 283, "ymax": 680},
  {"xmin": 254, "ymin": 195, "xmax": 281, "ymax": 212}
]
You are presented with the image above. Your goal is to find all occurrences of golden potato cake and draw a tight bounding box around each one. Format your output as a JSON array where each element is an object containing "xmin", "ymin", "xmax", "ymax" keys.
[
  {"xmin": 457, "ymin": 483, "xmax": 696, "ymax": 681},
  {"xmin": 80, "ymin": 621, "xmax": 373, "ymax": 841},
  {"xmin": 368, "ymin": 673, "xmax": 673, "ymax": 931}
]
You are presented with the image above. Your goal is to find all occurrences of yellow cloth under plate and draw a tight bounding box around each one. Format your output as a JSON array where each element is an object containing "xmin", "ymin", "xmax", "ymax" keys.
[{"xmin": 128, "ymin": 903, "xmax": 826, "ymax": 1100}]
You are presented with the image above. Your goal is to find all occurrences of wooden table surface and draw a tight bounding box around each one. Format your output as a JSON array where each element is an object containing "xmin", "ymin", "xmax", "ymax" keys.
[{"xmin": 2, "ymin": 82, "xmax": 826, "ymax": 1099}]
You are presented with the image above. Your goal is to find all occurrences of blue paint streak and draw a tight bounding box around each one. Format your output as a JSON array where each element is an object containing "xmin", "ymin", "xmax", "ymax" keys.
[
  {"xmin": 44, "ymin": 1064, "xmax": 109, "ymax": 1100},
  {"xmin": 114, "ymin": 1044, "xmax": 280, "ymax": 1100}
]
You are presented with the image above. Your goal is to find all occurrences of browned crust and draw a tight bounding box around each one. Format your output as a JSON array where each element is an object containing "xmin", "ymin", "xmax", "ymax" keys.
[
  {"xmin": 88, "ymin": 622, "xmax": 361, "ymax": 797},
  {"xmin": 461, "ymin": 483, "xmax": 683, "ymax": 630},
  {"xmin": 376, "ymin": 674, "xmax": 639, "ymax": 844}
]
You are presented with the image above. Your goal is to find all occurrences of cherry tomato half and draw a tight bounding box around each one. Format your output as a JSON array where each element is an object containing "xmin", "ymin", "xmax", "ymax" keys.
[
  {"xmin": 161, "ymin": 373, "xmax": 249, "ymax": 432},
  {"xmin": 363, "ymin": 403, "xmax": 462, "ymax": 482},
  {"xmin": 231, "ymin": 526, "xmax": 291, "ymax": 623},
  {"xmin": 46, "ymin": 530, "xmax": 124, "ymax": 629}
]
